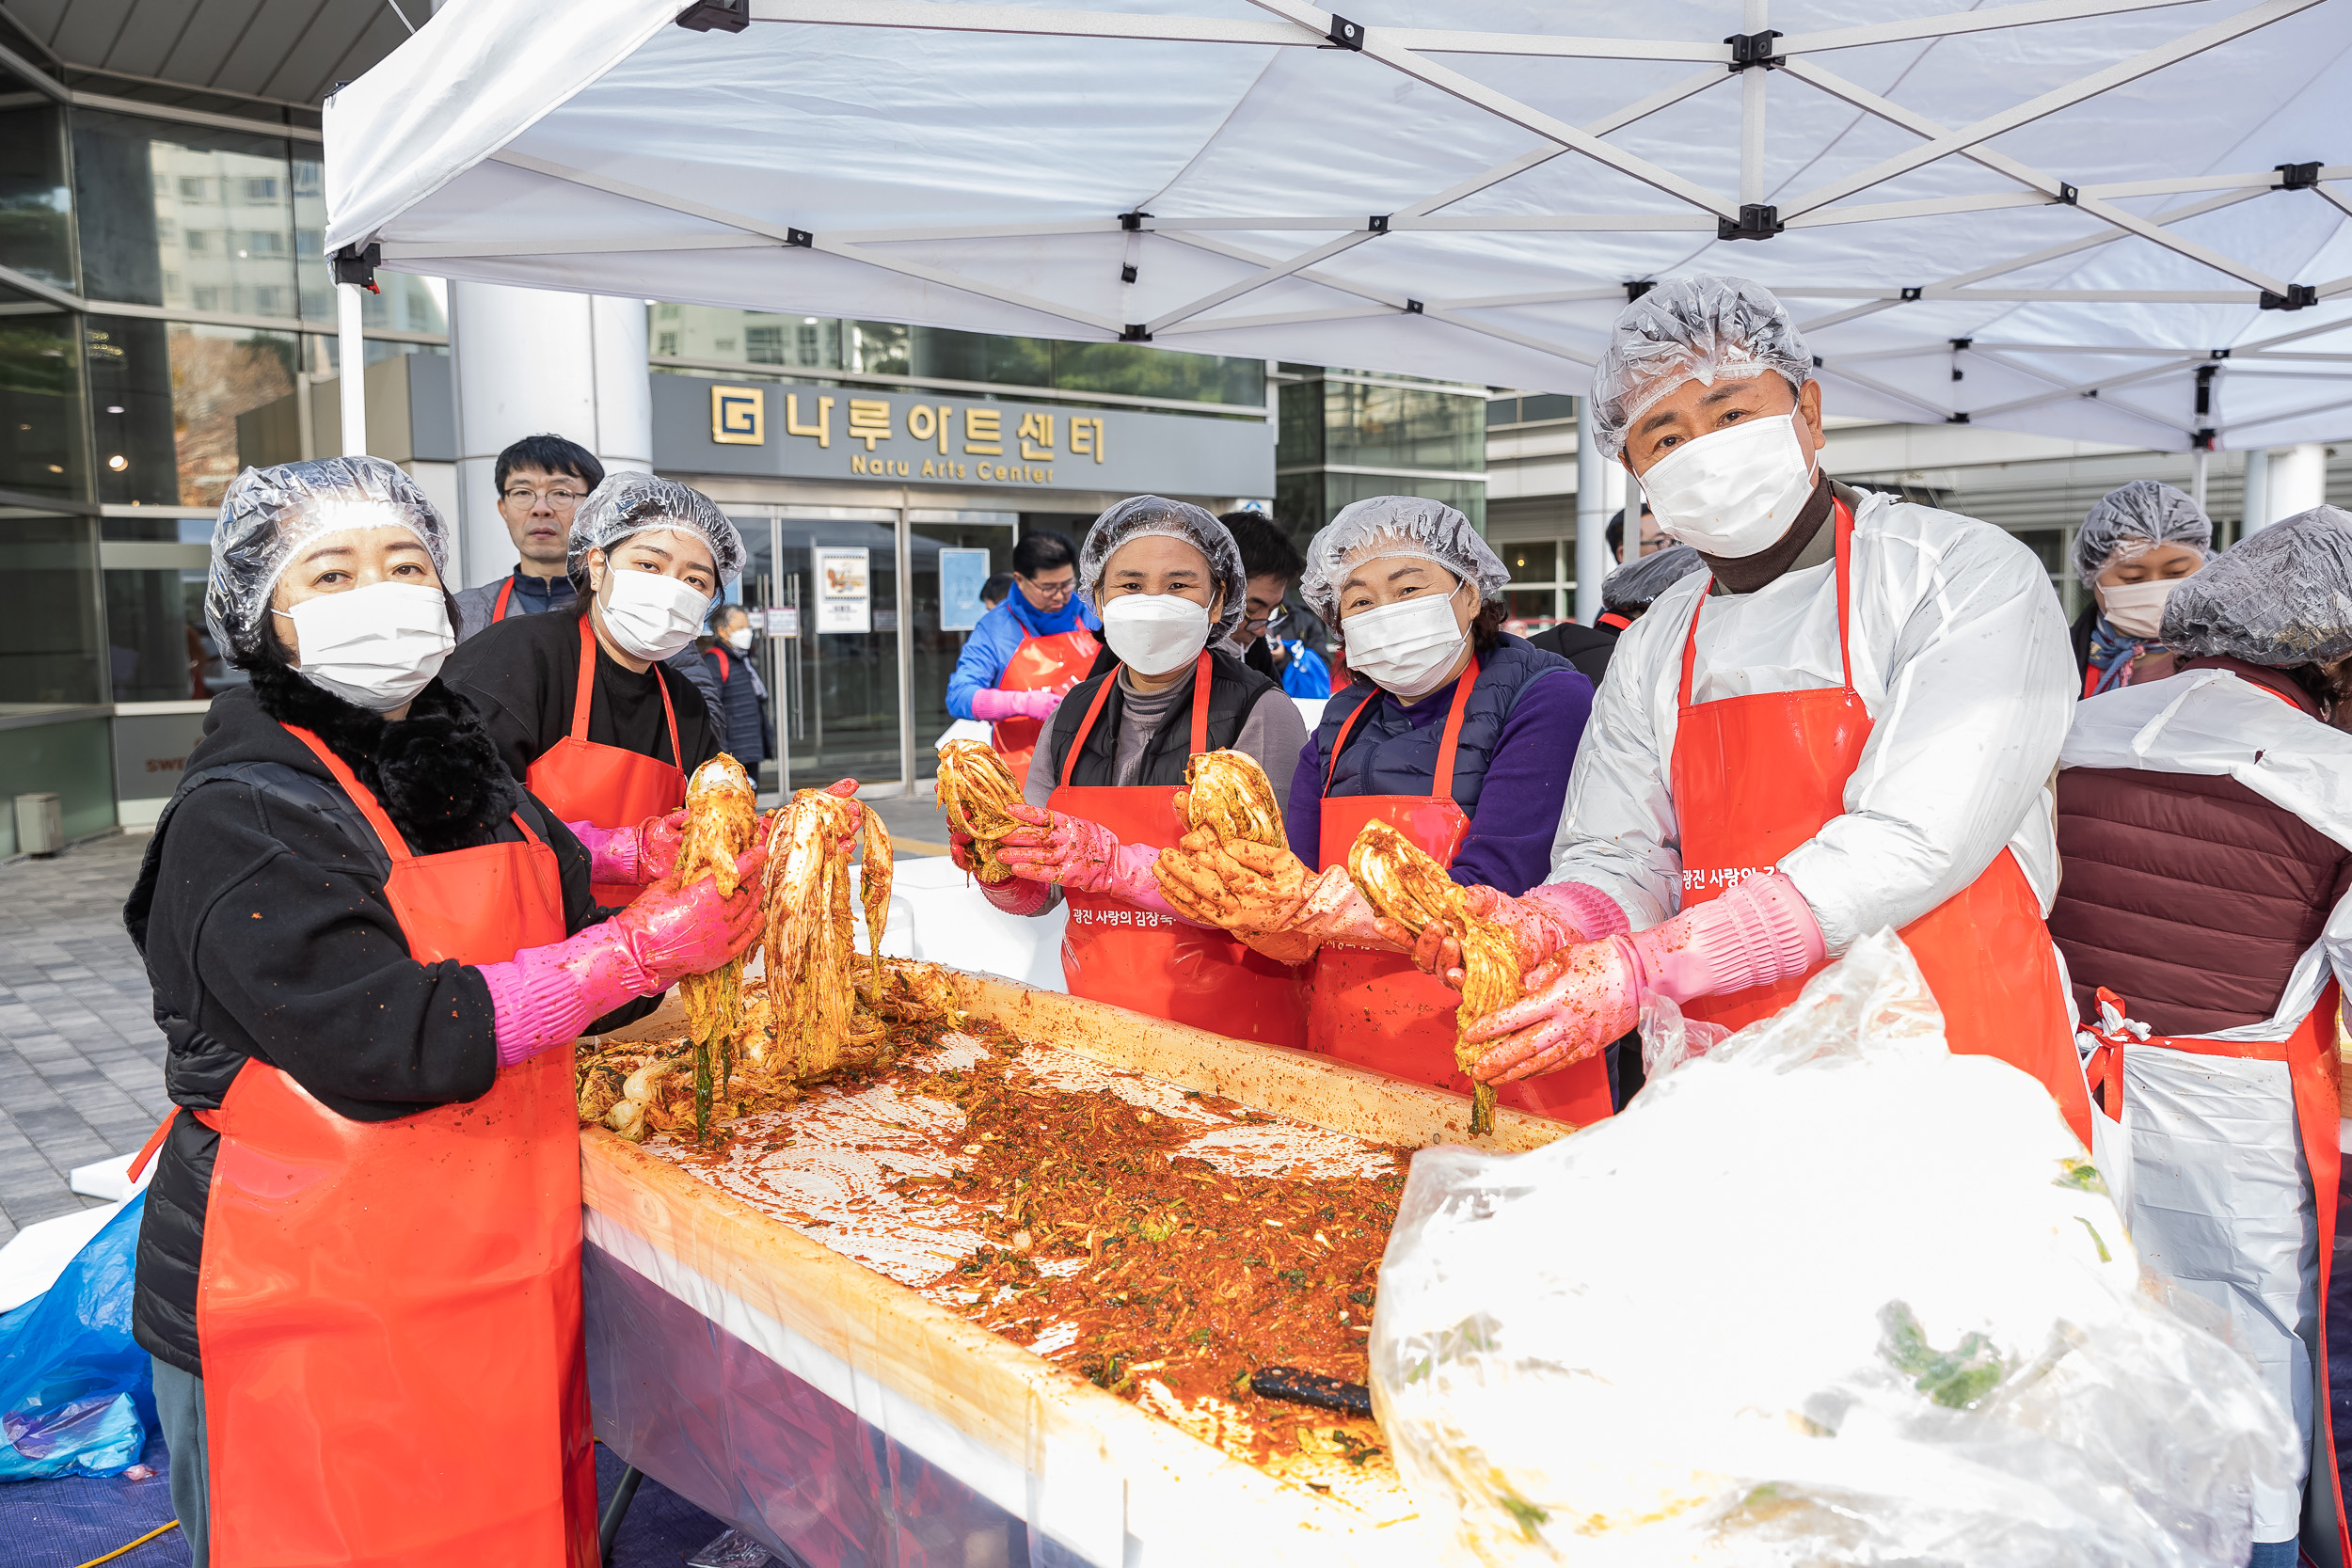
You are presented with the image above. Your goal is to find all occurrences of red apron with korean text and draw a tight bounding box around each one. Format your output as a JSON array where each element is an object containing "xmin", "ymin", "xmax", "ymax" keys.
[
  {"xmin": 192, "ymin": 724, "xmax": 595, "ymax": 1567},
  {"xmin": 994, "ymin": 626, "xmax": 1102, "ymax": 791},
  {"xmin": 1670, "ymin": 499, "xmax": 2092, "ymax": 1148},
  {"xmin": 1308, "ymin": 664, "xmax": 1612, "ymax": 1125},
  {"xmin": 1051, "ymin": 651, "xmax": 1308, "ymax": 1049},
  {"xmin": 525, "ymin": 616, "xmax": 688, "ymax": 906}
]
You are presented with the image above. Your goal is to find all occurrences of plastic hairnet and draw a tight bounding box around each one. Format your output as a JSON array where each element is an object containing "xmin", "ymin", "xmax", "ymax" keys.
[
  {"xmin": 2071, "ymin": 479, "xmax": 2214, "ymax": 587},
  {"xmin": 567, "ymin": 473, "xmax": 745, "ymax": 590},
  {"xmin": 1298, "ymin": 496, "xmax": 1511, "ymax": 627},
  {"xmin": 1602, "ymin": 543, "xmax": 1709, "ymax": 614},
  {"xmin": 2162, "ymin": 506, "xmax": 2352, "ymax": 667},
  {"xmin": 1590, "ymin": 276, "xmax": 1812, "ymax": 460},
  {"xmin": 204, "ymin": 456, "xmax": 450, "ymax": 663},
  {"xmin": 1077, "ymin": 495, "xmax": 1248, "ymax": 642}
]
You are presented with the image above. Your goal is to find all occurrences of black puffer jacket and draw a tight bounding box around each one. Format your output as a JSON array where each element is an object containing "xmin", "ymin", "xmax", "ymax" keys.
[{"xmin": 123, "ymin": 662, "xmax": 651, "ymax": 1376}]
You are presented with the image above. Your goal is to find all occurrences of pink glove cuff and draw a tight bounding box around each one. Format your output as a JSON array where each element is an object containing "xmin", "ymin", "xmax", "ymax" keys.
[
  {"xmin": 970, "ymin": 688, "xmax": 1024, "ymax": 722},
  {"xmin": 982, "ymin": 875, "xmax": 1053, "ymax": 917},
  {"xmin": 1633, "ymin": 872, "xmax": 1824, "ymax": 1005},
  {"xmin": 1529, "ymin": 880, "xmax": 1629, "ymax": 942},
  {"xmin": 478, "ymin": 927, "xmax": 655, "ymax": 1066},
  {"xmin": 1100, "ymin": 841, "xmax": 1190, "ymax": 921},
  {"xmin": 566, "ymin": 820, "xmax": 641, "ymax": 885}
]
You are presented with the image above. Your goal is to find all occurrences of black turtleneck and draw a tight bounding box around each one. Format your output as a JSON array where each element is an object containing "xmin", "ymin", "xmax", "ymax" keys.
[{"xmin": 1701, "ymin": 469, "xmax": 1836, "ymax": 596}]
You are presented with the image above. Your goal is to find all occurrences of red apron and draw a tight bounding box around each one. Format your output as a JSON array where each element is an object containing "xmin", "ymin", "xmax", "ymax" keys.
[
  {"xmin": 193, "ymin": 725, "xmax": 595, "ymax": 1567},
  {"xmin": 2083, "ymin": 984, "xmax": 2345, "ymax": 1559},
  {"xmin": 494, "ymin": 575, "xmax": 517, "ymax": 622},
  {"xmin": 526, "ymin": 616, "xmax": 688, "ymax": 906},
  {"xmin": 1307, "ymin": 665, "xmax": 1612, "ymax": 1124},
  {"xmin": 1671, "ymin": 499, "xmax": 2093, "ymax": 1148},
  {"xmin": 1052, "ymin": 651, "xmax": 1308, "ymax": 1049},
  {"xmin": 994, "ymin": 626, "xmax": 1102, "ymax": 791}
]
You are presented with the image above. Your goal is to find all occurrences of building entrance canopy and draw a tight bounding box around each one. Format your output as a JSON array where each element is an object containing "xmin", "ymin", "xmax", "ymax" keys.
[{"xmin": 326, "ymin": 0, "xmax": 2352, "ymax": 454}]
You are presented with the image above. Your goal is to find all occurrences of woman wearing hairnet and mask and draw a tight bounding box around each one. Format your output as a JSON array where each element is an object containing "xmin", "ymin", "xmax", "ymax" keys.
[
  {"xmin": 2071, "ymin": 479, "xmax": 2213, "ymax": 695},
  {"xmin": 953, "ymin": 497, "xmax": 1313, "ymax": 1046},
  {"xmin": 121, "ymin": 458, "xmax": 767, "ymax": 1566},
  {"xmin": 2052, "ymin": 508, "xmax": 2352, "ymax": 1568},
  {"xmin": 1419, "ymin": 276, "xmax": 2092, "ymax": 1146},
  {"xmin": 1152, "ymin": 498, "xmax": 1612, "ymax": 1119},
  {"xmin": 442, "ymin": 473, "xmax": 742, "ymax": 906}
]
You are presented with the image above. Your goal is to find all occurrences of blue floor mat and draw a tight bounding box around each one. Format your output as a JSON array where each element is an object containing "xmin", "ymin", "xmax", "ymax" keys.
[{"xmin": 0, "ymin": 1432, "xmax": 735, "ymax": 1567}]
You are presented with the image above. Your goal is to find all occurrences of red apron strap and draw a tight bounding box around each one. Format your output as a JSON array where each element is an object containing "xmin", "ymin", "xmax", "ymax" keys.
[
  {"xmin": 569, "ymin": 618, "xmax": 598, "ymax": 741},
  {"xmin": 1597, "ymin": 610, "xmax": 1633, "ymax": 631},
  {"xmin": 282, "ymin": 725, "xmax": 411, "ymax": 861},
  {"xmin": 1323, "ymin": 689, "xmax": 1378, "ymax": 791},
  {"xmin": 1187, "ymin": 648, "xmax": 1213, "ymax": 756},
  {"xmin": 1060, "ymin": 673, "xmax": 1120, "ymax": 788},
  {"xmin": 656, "ymin": 660, "xmax": 681, "ymax": 768},
  {"xmin": 126, "ymin": 1111, "xmax": 174, "ymax": 1183},
  {"xmin": 1677, "ymin": 495, "xmax": 1855, "ymax": 707},
  {"xmin": 494, "ymin": 576, "xmax": 516, "ymax": 622},
  {"xmin": 714, "ymin": 646, "xmax": 731, "ymax": 685},
  {"xmin": 1431, "ymin": 657, "xmax": 1479, "ymax": 801}
]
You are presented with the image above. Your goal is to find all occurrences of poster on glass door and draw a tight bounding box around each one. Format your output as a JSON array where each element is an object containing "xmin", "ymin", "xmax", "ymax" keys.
[
  {"xmin": 814, "ymin": 546, "xmax": 870, "ymax": 634},
  {"xmin": 938, "ymin": 547, "xmax": 992, "ymax": 632}
]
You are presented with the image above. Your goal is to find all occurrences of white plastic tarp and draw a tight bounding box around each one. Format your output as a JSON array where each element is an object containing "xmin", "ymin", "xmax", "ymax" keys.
[{"xmin": 326, "ymin": 0, "xmax": 2352, "ymax": 451}]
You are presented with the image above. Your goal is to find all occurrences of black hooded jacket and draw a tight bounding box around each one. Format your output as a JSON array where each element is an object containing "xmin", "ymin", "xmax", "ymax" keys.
[{"xmin": 123, "ymin": 663, "xmax": 651, "ymax": 1376}]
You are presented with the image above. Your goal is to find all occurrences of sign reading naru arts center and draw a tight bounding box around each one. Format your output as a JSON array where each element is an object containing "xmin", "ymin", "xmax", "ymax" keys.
[{"xmin": 654, "ymin": 376, "xmax": 1271, "ymax": 498}]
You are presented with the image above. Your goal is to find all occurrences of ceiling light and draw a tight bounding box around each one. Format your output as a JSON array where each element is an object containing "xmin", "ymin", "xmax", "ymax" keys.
[{"xmin": 108, "ymin": 454, "xmax": 128, "ymax": 470}]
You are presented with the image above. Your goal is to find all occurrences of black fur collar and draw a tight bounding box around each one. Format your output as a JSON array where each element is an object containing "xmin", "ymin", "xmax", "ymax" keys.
[{"xmin": 247, "ymin": 660, "xmax": 523, "ymax": 855}]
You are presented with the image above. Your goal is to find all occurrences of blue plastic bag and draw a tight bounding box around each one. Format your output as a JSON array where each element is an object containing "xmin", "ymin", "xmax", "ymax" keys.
[{"xmin": 0, "ymin": 1193, "xmax": 154, "ymax": 1481}]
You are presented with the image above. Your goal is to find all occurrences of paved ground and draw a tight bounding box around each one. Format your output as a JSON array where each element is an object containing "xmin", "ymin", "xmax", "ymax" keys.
[
  {"xmin": 0, "ymin": 832, "xmax": 174, "ymax": 1245},
  {"xmin": 0, "ymin": 795, "xmax": 957, "ymax": 1245}
]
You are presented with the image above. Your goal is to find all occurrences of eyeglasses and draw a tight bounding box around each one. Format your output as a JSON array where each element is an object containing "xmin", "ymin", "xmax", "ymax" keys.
[
  {"xmin": 502, "ymin": 486, "xmax": 585, "ymax": 508},
  {"xmin": 1243, "ymin": 606, "xmax": 1290, "ymax": 634},
  {"xmin": 1022, "ymin": 575, "xmax": 1077, "ymax": 601}
]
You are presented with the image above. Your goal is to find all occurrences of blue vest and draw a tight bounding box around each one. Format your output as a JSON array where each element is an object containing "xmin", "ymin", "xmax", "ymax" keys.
[{"xmin": 1315, "ymin": 634, "xmax": 1570, "ymax": 813}]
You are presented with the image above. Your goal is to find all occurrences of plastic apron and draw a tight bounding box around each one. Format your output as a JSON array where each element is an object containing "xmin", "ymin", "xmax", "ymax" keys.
[
  {"xmin": 1307, "ymin": 664, "xmax": 1613, "ymax": 1124},
  {"xmin": 525, "ymin": 616, "xmax": 687, "ymax": 906},
  {"xmin": 192, "ymin": 725, "xmax": 596, "ymax": 1568},
  {"xmin": 993, "ymin": 626, "xmax": 1102, "ymax": 791},
  {"xmin": 1670, "ymin": 499, "xmax": 2094, "ymax": 1148},
  {"xmin": 2083, "ymin": 983, "xmax": 2344, "ymax": 1554},
  {"xmin": 1052, "ymin": 651, "xmax": 1309, "ymax": 1049}
]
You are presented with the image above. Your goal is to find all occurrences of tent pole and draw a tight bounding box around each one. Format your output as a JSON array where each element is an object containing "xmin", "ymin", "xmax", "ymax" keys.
[
  {"xmin": 337, "ymin": 283, "xmax": 368, "ymax": 456},
  {"xmin": 1740, "ymin": 0, "xmax": 1768, "ymax": 206},
  {"xmin": 1575, "ymin": 399, "xmax": 1610, "ymax": 624},
  {"xmin": 2189, "ymin": 446, "xmax": 2209, "ymax": 512}
]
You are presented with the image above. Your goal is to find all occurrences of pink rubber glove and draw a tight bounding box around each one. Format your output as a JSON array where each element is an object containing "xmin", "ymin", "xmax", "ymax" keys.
[
  {"xmin": 568, "ymin": 811, "xmax": 691, "ymax": 887},
  {"xmin": 1462, "ymin": 873, "xmax": 1823, "ymax": 1085},
  {"xmin": 477, "ymin": 845, "xmax": 768, "ymax": 1064},
  {"xmin": 971, "ymin": 688, "xmax": 1062, "ymax": 723},
  {"xmin": 996, "ymin": 803, "xmax": 1120, "ymax": 892},
  {"xmin": 1389, "ymin": 880, "xmax": 1629, "ymax": 988}
]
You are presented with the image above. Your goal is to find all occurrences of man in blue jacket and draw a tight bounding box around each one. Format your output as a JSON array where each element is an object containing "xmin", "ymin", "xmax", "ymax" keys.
[{"xmin": 945, "ymin": 530, "xmax": 1101, "ymax": 787}]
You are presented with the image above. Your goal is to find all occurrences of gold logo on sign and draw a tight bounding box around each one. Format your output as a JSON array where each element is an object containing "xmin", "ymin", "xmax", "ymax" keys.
[{"xmin": 711, "ymin": 385, "xmax": 764, "ymax": 445}]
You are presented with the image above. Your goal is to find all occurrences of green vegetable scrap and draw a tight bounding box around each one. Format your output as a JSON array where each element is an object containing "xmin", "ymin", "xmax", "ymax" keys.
[
  {"xmin": 1496, "ymin": 1489, "xmax": 1549, "ymax": 1543},
  {"xmin": 1878, "ymin": 1301, "xmax": 2007, "ymax": 1409},
  {"xmin": 2054, "ymin": 1158, "xmax": 2110, "ymax": 1197}
]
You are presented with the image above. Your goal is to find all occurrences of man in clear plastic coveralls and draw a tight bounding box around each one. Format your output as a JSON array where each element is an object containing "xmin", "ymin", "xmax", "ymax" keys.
[
  {"xmin": 2053, "ymin": 506, "xmax": 2352, "ymax": 1567},
  {"xmin": 1433, "ymin": 276, "xmax": 2094, "ymax": 1148},
  {"xmin": 2070, "ymin": 479, "xmax": 2214, "ymax": 695},
  {"xmin": 1152, "ymin": 497, "xmax": 1606, "ymax": 1117},
  {"xmin": 120, "ymin": 457, "xmax": 767, "ymax": 1566},
  {"xmin": 950, "ymin": 497, "xmax": 1311, "ymax": 1047},
  {"xmin": 442, "ymin": 474, "xmax": 743, "ymax": 907}
]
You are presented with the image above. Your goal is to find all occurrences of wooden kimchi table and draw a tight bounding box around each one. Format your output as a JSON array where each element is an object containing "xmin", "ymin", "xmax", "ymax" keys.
[{"xmin": 580, "ymin": 967, "xmax": 1571, "ymax": 1568}]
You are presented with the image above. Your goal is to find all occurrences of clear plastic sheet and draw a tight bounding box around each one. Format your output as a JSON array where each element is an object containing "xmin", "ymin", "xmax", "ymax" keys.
[
  {"xmin": 1076, "ymin": 495, "xmax": 1248, "ymax": 642},
  {"xmin": 2071, "ymin": 480, "xmax": 2211, "ymax": 587},
  {"xmin": 1370, "ymin": 931, "xmax": 2295, "ymax": 1567},
  {"xmin": 0, "ymin": 1194, "xmax": 154, "ymax": 1481},
  {"xmin": 1298, "ymin": 497, "xmax": 1509, "ymax": 629}
]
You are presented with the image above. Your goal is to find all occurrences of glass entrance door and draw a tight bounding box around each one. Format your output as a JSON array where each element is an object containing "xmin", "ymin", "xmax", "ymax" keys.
[
  {"xmin": 909, "ymin": 510, "xmax": 1017, "ymax": 784},
  {"xmin": 775, "ymin": 508, "xmax": 902, "ymax": 787}
]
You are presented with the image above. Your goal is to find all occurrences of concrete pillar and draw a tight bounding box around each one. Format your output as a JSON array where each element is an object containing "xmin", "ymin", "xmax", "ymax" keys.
[
  {"xmin": 445, "ymin": 280, "xmax": 652, "ymax": 588},
  {"xmin": 2268, "ymin": 442, "xmax": 2328, "ymax": 527},
  {"xmin": 1574, "ymin": 399, "xmax": 1610, "ymax": 624}
]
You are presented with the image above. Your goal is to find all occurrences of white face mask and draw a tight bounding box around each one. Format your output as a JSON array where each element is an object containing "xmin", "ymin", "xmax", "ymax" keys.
[
  {"xmin": 278, "ymin": 581, "xmax": 454, "ymax": 713},
  {"xmin": 1343, "ymin": 581, "xmax": 1470, "ymax": 701},
  {"xmin": 1101, "ymin": 594, "xmax": 1212, "ymax": 677},
  {"xmin": 599, "ymin": 569, "xmax": 710, "ymax": 662},
  {"xmin": 1638, "ymin": 411, "xmax": 1819, "ymax": 560},
  {"xmin": 2096, "ymin": 577, "xmax": 2183, "ymax": 641},
  {"xmin": 726, "ymin": 626, "xmax": 754, "ymax": 652}
]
